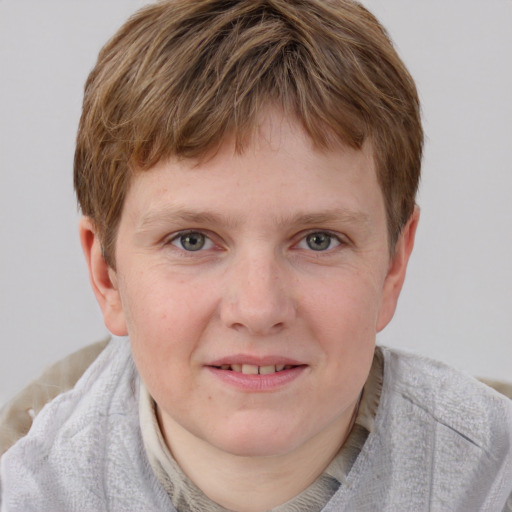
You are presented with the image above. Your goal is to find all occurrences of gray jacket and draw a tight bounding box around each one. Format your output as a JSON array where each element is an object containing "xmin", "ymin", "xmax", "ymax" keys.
[{"xmin": 1, "ymin": 337, "xmax": 511, "ymax": 511}]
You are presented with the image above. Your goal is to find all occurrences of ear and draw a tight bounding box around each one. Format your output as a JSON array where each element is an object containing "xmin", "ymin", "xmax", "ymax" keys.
[
  {"xmin": 79, "ymin": 217, "xmax": 128, "ymax": 336},
  {"xmin": 376, "ymin": 206, "xmax": 420, "ymax": 332}
]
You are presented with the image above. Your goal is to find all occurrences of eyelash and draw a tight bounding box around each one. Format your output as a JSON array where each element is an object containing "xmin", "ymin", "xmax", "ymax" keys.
[
  {"xmin": 166, "ymin": 229, "xmax": 345, "ymax": 255},
  {"xmin": 296, "ymin": 231, "xmax": 342, "ymax": 252},
  {"xmin": 168, "ymin": 230, "xmax": 216, "ymax": 252}
]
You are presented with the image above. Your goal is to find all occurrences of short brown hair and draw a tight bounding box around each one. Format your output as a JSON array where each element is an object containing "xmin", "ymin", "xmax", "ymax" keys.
[{"xmin": 74, "ymin": 0, "xmax": 423, "ymax": 267}]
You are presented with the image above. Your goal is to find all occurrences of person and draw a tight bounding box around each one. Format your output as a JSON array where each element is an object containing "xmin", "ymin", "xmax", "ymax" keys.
[{"xmin": 1, "ymin": 0, "xmax": 511, "ymax": 510}]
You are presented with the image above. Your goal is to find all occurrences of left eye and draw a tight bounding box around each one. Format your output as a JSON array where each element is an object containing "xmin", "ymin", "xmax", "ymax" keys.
[
  {"xmin": 171, "ymin": 231, "xmax": 213, "ymax": 251},
  {"xmin": 298, "ymin": 232, "xmax": 341, "ymax": 251}
]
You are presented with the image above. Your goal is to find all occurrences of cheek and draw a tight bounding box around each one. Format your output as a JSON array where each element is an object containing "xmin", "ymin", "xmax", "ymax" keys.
[
  {"xmin": 303, "ymin": 269, "xmax": 384, "ymax": 341},
  {"xmin": 121, "ymin": 276, "xmax": 208, "ymax": 410},
  {"xmin": 299, "ymin": 271, "xmax": 383, "ymax": 386},
  {"xmin": 311, "ymin": 277, "xmax": 379, "ymax": 381},
  {"xmin": 119, "ymin": 270, "xmax": 218, "ymax": 365},
  {"xmin": 122, "ymin": 268, "xmax": 198, "ymax": 326}
]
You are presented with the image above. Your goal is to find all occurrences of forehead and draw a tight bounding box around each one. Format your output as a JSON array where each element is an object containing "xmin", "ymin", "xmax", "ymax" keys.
[{"xmin": 122, "ymin": 111, "xmax": 384, "ymax": 233}]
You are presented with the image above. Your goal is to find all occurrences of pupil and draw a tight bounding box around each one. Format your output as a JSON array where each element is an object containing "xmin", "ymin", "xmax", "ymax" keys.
[
  {"xmin": 181, "ymin": 232, "xmax": 205, "ymax": 251},
  {"xmin": 307, "ymin": 233, "xmax": 330, "ymax": 251}
]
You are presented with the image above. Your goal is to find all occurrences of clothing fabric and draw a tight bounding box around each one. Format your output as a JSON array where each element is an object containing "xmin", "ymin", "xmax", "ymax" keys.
[
  {"xmin": 1, "ymin": 337, "xmax": 511, "ymax": 511},
  {"xmin": 0, "ymin": 339, "xmax": 109, "ymax": 457}
]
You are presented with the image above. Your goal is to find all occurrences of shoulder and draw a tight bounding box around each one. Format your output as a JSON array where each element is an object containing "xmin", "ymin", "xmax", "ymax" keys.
[
  {"xmin": 376, "ymin": 347, "xmax": 512, "ymax": 509},
  {"xmin": 338, "ymin": 347, "xmax": 512, "ymax": 510},
  {"xmin": 1, "ymin": 337, "xmax": 136, "ymax": 460},
  {"xmin": 0, "ymin": 338, "xmax": 110, "ymax": 456},
  {"xmin": 0, "ymin": 337, "xmax": 171, "ymax": 510},
  {"xmin": 379, "ymin": 346, "xmax": 512, "ymax": 450}
]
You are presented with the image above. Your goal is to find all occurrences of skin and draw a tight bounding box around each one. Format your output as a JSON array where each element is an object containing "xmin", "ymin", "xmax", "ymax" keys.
[{"xmin": 81, "ymin": 111, "xmax": 418, "ymax": 511}]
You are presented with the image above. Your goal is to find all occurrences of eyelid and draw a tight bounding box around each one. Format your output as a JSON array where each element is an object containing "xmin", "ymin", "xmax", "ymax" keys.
[
  {"xmin": 294, "ymin": 230, "xmax": 345, "ymax": 251},
  {"xmin": 166, "ymin": 229, "xmax": 216, "ymax": 251},
  {"xmin": 163, "ymin": 228, "xmax": 347, "ymax": 253}
]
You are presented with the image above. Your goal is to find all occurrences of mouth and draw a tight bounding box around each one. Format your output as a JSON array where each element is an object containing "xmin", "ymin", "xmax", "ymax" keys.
[
  {"xmin": 210, "ymin": 363, "xmax": 299, "ymax": 375},
  {"xmin": 206, "ymin": 361, "xmax": 306, "ymax": 391},
  {"xmin": 206, "ymin": 355, "xmax": 307, "ymax": 390}
]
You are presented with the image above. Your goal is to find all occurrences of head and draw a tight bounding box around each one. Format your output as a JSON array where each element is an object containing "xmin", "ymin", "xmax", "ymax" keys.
[
  {"xmin": 74, "ymin": 0, "xmax": 422, "ymax": 268},
  {"xmin": 76, "ymin": 0, "xmax": 422, "ymax": 470}
]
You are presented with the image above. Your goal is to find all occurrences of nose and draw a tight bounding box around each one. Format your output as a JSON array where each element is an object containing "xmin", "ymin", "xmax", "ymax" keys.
[{"xmin": 220, "ymin": 251, "xmax": 296, "ymax": 336}]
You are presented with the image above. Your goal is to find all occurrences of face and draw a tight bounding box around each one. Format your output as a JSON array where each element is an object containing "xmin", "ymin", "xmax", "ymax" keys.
[{"xmin": 85, "ymin": 112, "xmax": 415, "ymax": 459}]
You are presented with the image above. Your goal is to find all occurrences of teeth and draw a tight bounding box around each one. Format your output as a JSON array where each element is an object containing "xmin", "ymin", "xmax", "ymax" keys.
[
  {"xmin": 242, "ymin": 364, "xmax": 259, "ymax": 375},
  {"xmin": 217, "ymin": 364, "xmax": 293, "ymax": 373}
]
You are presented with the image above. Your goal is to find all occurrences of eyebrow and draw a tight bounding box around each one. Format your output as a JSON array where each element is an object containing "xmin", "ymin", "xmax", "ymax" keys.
[
  {"xmin": 137, "ymin": 206, "xmax": 370, "ymax": 231},
  {"xmin": 279, "ymin": 210, "xmax": 370, "ymax": 228},
  {"xmin": 137, "ymin": 207, "xmax": 240, "ymax": 231}
]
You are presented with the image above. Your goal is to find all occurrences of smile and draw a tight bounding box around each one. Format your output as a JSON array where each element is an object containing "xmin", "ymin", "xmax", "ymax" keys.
[
  {"xmin": 213, "ymin": 364, "xmax": 296, "ymax": 375},
  {"xmin": 206, "ymin": 359, "xmax": 307, "ymax": 391}
]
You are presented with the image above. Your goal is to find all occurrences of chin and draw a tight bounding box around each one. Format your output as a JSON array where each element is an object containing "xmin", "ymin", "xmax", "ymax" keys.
[
  {"xmin": 208, "ymin": 417, "xmax": 308, "ymax": 458},
  {"xmin": 219, "ymin": 437, "xmax": 299, "ymax": 458}
]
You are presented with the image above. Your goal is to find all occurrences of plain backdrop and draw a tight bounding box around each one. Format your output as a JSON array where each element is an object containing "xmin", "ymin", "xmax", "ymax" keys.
[{"xmin": 1, "ymin": 0, "xmax": 511, "ymax": 407}]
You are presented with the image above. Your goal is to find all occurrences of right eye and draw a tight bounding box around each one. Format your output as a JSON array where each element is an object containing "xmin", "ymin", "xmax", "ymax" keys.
[
  {"xmin": 295, "ymin": 231, "xmax": 342, "ymax": 252},
  {"xmin": 170, "ymin": 231, "xmax": 213, "ymax": 251}
]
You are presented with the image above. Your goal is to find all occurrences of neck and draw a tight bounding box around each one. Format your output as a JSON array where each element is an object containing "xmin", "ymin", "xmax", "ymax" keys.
[{"xmin": 157, "ymin": 402, "xmax": 359, "ymax": 512}]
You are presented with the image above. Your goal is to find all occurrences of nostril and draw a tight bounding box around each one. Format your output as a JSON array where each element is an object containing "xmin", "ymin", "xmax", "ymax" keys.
[
  {"xmin": 228, "ymin": 320, "xmax": 286, "ymax": 335},
  {"xmin": 220, "ymin": 287, "xmax": 296, "ymax": 335}
]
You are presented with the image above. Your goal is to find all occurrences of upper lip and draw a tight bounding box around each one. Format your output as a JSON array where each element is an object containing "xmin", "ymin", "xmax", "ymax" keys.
[{"xmin": 207, "ymin": 354, "xmax": 305, "ymax": 367}]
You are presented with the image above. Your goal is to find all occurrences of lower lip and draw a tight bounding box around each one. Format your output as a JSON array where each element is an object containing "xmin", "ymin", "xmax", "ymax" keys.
[{"xmin": 206, "ymin": 366, "xmax": 307, "ymax": 392}]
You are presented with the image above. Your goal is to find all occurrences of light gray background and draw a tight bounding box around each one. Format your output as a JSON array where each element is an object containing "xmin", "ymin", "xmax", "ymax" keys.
[{"xmin": 1, "ymin": 0, "xmax": 511, "ymax": 407}]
